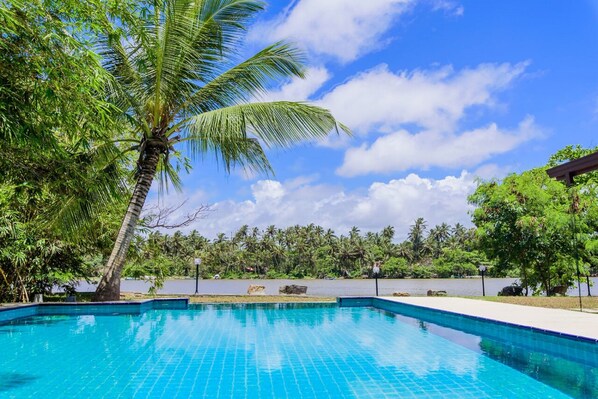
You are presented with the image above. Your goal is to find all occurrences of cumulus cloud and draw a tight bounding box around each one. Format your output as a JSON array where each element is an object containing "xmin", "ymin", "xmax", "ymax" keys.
[
  {"xmin": 183, "ymin": 173, "xmax": 477, "ymax": 241},
  {"xmin": 337, "ymin": 116, "xmax": 541, "ymax": 176},
  {"xmin": 319, "ymin": 62, "xmax": 529, "ymax": 134},
  {"xmin": 251, "ymin": 0, "xmax": 414, "ymax": 63},
  {"xmin": 258, "ymin": 67, "xmax": 331, "ymax": 102}
]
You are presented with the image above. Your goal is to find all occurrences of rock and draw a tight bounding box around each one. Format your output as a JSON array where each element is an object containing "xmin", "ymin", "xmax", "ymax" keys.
[
  {"xmin": 392, "ymin": 292, "xmax": 410, "ymax": 297},
  {"xmin": 247, "ymin": 285, "xmax": 266, "ymax": 295},
  {"xmin": 427, "ymin": 290, "xmax": 447, "ymax": 297},
  {"xmin": 279, "ymin": 285, "xmax": 308, "ymax": 295},
  {"xmin": 548, "ymin": 285, "xmax": 567, "ymax": 296},
  {"xmin": 498, "ymin": 285, "xmax": 523, "ymax": 296}
]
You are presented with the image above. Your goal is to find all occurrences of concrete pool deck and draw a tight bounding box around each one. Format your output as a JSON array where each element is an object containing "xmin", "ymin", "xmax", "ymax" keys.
[{"xmin": 383, "ymin": 296, "xmax": 598, "ymax": 341}]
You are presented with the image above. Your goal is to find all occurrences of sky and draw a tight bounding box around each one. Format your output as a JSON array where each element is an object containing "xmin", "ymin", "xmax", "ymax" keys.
[{"xmin": 151, "ymin": 0, "xmax": 598, "ymax": 241}]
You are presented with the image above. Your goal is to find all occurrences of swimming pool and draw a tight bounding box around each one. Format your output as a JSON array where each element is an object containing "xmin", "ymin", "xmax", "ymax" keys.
[{"xmin": 1, "ymin": 300, "xmax": 596, "ymax": 398}]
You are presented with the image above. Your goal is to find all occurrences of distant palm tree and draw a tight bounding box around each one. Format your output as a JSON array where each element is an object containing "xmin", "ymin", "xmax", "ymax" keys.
[
  {"xmin": 428, "ymin": 223, "xmax": 450, "ymax": 258},
  {"xmin": 381, "ymin": 225, "xmax": 395, "ymax": 243},
  {"xmin": 408, "ymin": 217, "xmax": 428, "ymax": 262},
  {"xmin": 93, "ymin": 0, "xmax": 347, "ymax": 301}
]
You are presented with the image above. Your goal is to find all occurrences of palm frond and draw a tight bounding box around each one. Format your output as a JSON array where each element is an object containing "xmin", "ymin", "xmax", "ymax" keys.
[
  {"xmin": 144, "ymin": 0, "xmax": 268, "ymax": 124},
  {"xmin": 156, "ymin": 155, "xmax": 185, "ymax": 194},
  {"xmin": 177, "ymin": 41, "xmax": 306, "ymax": 115},
  {"xmin": 184, "ymin": 101, "xmax": 348, "ymax": 172}
]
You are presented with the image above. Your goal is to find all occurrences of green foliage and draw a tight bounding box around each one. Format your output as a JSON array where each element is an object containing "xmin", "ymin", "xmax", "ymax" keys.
[
  {"xmin": 433, "ymin": 249, "xmax": 486, "ymax": 278},
  {"xmin": 0, "ymin": 185, "xmax": 90, "ymax": 302},
  {"xmin": 469, "ymin": 147, "xmax": 598, "ymax": 295},
  {"xmin": 0, "ymin": 0, "xmax": 134, "ymax": 301},
  {"xmin": 381, "ymin": 257, "xmax": 410, "ymax": 278},
  {"xmin": 469, "ymin": 169, "xmax": 571, "ymax": 294}
]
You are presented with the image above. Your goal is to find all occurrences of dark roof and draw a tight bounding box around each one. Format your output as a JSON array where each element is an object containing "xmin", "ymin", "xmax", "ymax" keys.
[{"xmin": 546, "ymin": 151, "xmax": 598, "ymax": 185}]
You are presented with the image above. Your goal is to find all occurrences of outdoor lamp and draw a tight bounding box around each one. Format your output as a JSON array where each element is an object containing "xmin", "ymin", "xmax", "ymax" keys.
[
  {"xmin": 478, "ymin": 264, "xmax": 487, "ymax": 297},
  {"xmin": 194, "ymin": 258, "xmax": 202, "ymax": 295},
  {"xmin": 373, "ymin": 262, "xmax": 381, "ymax": 296}
]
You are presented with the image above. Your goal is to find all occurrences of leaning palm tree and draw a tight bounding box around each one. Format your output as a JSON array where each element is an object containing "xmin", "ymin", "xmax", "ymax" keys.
[{"xmin": 93, "ymin": 0, "xmax": 348, "ymax": 301}]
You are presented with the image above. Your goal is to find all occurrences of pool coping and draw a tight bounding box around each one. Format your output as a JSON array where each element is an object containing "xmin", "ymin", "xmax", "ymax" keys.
[
  {"xmin": 338, "ymin": 296, "xmax": 598, "ymax": 344},
  {"xmin": 0, "ymin": 298, "xmax": 188, "ymax": 323}
]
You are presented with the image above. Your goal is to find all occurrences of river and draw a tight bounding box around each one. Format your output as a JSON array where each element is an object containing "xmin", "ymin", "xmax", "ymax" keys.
[{"xmin": 76, "ymin": 277, "xmax": 597, "ymax": 297}]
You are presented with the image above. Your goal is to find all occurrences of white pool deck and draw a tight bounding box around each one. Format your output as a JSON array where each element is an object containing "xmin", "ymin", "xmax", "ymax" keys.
[{"xmin": 382, "ymin": 296, "xmax": 598, "ymax": 341}]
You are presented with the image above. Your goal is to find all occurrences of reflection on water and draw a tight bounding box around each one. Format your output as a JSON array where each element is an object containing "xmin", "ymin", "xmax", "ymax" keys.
[
  {"xmin": 480, "ymin": 338, "xmax": 598, "ymax": 399},
  {"xmin": 0, "ymin": 372, "xmax": 38, "ymax": 392}
]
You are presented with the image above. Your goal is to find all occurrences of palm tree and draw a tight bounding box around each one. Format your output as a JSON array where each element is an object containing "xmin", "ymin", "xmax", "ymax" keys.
[
  {"xmin": 93, "ymin": 0, "xmax": 347, "ymax": 300},
  {"xmin": 408, "ymin": 217, "xmax": 428, "ymax": 262},
  {"xmin": 428, "ymin": 223, "xmax": 450, "ymax": 258}
]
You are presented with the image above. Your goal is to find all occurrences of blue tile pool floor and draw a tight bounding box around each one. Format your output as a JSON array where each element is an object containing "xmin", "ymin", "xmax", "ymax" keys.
[{"xmin": 0, "ymin": 304, "xmax": 596, "ymax": 398}]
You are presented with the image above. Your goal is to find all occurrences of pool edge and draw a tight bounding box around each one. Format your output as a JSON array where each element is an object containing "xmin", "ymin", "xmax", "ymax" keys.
[
  {"xmin": 338, "ymin": 296, "xmax": 598, "ymax": 344},
  {"xmin": 0, "ymin": 298, "xmax": 188, "ymax": 323}
]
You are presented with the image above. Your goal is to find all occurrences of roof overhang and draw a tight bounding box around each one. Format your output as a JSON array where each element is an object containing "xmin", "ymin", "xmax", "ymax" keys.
[{"xmin": 546, "ymin": 151, "xmax": 598, "ymax": 186}]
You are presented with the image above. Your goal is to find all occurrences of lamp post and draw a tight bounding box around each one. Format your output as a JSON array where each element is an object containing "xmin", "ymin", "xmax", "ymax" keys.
[
  {"xmin": 372, "ymin": 262, "xmax": 381, "ymax": 296},
  {"xmin": 478, "ymin": 264, "xmax": 487, "ymax": 296},
  {"xmin": 194, "ymin": 258, "xmax": 202, "ymax": 295}
]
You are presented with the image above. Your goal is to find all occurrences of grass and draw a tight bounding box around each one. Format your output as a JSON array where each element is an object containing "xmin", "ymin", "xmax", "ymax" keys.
[{"xmin": 472, "ymin": 295, "xmax": 598, "ymax": 311}]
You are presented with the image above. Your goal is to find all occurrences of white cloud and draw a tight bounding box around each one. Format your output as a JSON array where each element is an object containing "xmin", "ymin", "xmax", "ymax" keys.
[
  {"xmin": 251, "ymin": 0, "xmax": 414, "ymax": 63},
  {"xmin": 183, "ymin": 173, "xmax": 476, "ymax": 241},
  {"xmin": 472, "ymin": 163, "xmax": 511, "ymax": 180},
  {"xmin": 259, "ymin": 67, "xmax": 331, "ymax": 102},
  {"xmin": 430, "ymin": 0, "xmax": 464, "ymax": 16},
  {"xmin": 337, "ymin": 116, "xmax": 541, "ymax": 176},
  {"xmin": 318, "ymin": 62, "xmax": 529, "ymax": 134}
]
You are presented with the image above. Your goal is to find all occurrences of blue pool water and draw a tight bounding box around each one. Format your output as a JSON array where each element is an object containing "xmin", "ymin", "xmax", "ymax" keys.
[{"xmin": 0, "ymin": 303, "xmax": 596, "ymax": 398}]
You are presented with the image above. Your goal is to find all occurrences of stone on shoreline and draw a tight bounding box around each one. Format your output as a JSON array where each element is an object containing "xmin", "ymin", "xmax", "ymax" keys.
[
  {"xmin": 392, "ymin": 292, "xmax": 410, "ymax": 297},
  {"xmin": 279, "ymin": 285, "xmax": 308, "ymax": 295},
  {"xmin": 498, "ymin": 285, "xmax": 523, "ymax": 296},
  {"xmin": 427, "ymin": 290, "xmax": 447, "ymax": 297},
  {"xmin": 247, "ymin": 285, "xmax": 266, "ymax": 295}
]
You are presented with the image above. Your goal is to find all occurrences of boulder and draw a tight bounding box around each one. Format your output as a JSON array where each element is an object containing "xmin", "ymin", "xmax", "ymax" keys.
[
  {"xmin": 427, "ymin": 290, "xmax": 447, "ymax": 297},
  {"xmin": 247, "ymin": 285, "xmax": 266, "ymax": 295},
  {"xmin": 392, "ymin": 292, "xmax": 410, "ymax": 297},
  {"xmin": 279, "ymin": 285, "xmax": 308, "ymax": 295},
  {"xmin": 548, "ymin": 285, "xmax": 567, "ymax": 296},
  {"xmin": 498, "ymin": 285, "xmax": 523, "ymax": 296}
]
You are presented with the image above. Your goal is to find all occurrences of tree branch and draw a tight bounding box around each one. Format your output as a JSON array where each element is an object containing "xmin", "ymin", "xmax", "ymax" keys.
[{"xmin": 141, "ymin": 200, "xmax": 212, "ymax": 229}]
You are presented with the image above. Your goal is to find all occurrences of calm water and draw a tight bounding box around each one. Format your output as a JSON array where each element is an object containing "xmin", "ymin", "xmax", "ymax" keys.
[
  {"xmin": 1, "ymin": 304, "xmax": 595, "ymax": 398},
  {"xmin": 78, "ymin": 277, "xmax": 597, "ymax": 297}
]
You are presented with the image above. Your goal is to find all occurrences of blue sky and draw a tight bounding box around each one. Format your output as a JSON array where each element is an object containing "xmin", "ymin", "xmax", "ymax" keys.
[{"xmin": 155, "ymin": 0, "xmax": 598, "ymax": 240}]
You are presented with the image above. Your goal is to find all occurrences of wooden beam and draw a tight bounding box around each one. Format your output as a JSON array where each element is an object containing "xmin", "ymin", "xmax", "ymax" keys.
[{"xmin": 546, "ymin": 151, "xmax": 598, "ymax": 185}]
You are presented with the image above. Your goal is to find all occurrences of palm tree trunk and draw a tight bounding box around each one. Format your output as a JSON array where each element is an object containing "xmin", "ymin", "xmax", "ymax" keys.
[{"xmin": 93, "ymin": 146, "xmax": 161, "ymax": 301}]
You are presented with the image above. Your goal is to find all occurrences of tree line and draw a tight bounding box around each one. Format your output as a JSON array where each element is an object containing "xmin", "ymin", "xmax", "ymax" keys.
[{"xmin": 122, "ymin": 221, "xmax": 485, "ymax": 284}]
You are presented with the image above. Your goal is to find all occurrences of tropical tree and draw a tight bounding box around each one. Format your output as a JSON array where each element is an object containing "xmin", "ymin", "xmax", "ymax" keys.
[
  {"xmin": 94, "ymin": 0, "xmax": 347, "ymax": 300},
  {"xmin": 469, "ymin": 168, "xmax": 578, "ymax": 294},
  {"xmin": 0, "ymin": 0, "xmax": 135, "ymax": 301},
  {"xmin": 427, "ymin": 223, "xmax": 450, "ymax": 258},
  {"xmin": 408, "ymin": 217, "xmax": 428, "ymax": 262}
]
